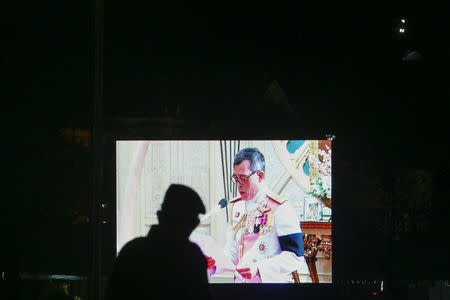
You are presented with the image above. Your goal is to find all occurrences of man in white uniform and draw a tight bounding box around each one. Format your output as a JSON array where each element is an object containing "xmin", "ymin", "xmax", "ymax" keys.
[{"xmin": 224, "ymin": 147, "xmax": 305, "ymax": 283}]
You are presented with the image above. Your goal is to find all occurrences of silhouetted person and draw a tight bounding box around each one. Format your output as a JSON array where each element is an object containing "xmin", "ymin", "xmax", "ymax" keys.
[{"xmin": 106, "ymin": 184, "xmax": 211, "ymax": 300}]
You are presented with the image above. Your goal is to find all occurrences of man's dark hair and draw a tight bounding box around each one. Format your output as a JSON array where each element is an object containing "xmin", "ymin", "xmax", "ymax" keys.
[{"xmin": 233, "ymin": 148, "xmax": 265, "ymax": 172}]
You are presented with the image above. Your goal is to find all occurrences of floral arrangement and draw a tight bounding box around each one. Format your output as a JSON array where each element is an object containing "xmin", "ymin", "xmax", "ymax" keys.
[
  {"xmin": 308, "ymin": 145, "xmax": 332, "ymax": 207},
  {"xmin": 309, "ymin": 145, "xmax": 332, "ymax": 177},
  {"xmin": 309, "ymin": 177, "xmax": 331, "ymax": 200}
]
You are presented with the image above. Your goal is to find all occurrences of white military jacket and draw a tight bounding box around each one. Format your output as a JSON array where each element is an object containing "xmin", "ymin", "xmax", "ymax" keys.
[{"xmin": 225, "ymin": 189, "xmax": 305, "ymax": 283}]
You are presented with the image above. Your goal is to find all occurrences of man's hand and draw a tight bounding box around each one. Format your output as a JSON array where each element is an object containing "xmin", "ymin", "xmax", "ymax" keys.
[{"xmin": 236, "ymin": 263, "xmax": 259, "ymax": 279}]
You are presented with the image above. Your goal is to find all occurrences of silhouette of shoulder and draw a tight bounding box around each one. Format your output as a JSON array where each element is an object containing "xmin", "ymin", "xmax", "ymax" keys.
[
  {"xmin": 107, "ymin": 184, "xmax": 211, "ymax": 299},
  {"xmin": 107, "ymin": 230, "xmax": 209, "ymax": 300}
]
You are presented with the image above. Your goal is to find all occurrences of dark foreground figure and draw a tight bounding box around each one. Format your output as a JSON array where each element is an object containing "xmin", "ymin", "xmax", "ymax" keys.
[{"xmin": 106, "ymin": 184, "xmax": 211, "ymax": 300}]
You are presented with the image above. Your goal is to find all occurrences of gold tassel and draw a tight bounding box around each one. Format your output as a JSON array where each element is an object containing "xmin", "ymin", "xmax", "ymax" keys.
[{"xmin": 232, "ymin": 213, "xmax": 247, "ymax": 240}]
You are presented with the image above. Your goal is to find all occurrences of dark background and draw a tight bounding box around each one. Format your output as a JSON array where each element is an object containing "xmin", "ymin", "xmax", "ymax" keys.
[{"xmin": 3, "ymin": 0, "xmax": 449, "ymax": 299}]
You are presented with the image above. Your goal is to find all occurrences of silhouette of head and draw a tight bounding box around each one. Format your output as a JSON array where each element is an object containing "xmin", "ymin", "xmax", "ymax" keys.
[{"xmin": 156, "ymin": 184, "xmax": 205, "ymax": 236}]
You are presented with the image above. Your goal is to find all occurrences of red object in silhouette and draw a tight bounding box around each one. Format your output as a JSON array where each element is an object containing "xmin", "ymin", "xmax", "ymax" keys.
[{"xmin": 205, "ymin": 255, "xmax": 216, "ymax": 270}]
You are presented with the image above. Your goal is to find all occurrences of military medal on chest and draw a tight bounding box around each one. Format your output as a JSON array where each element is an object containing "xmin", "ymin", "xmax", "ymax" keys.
[
  {"xmin": 244, "ymin": 203, "xmax": 273, "ymax": 235},
  {"xmin": 257, "ymin": 241, "xmax": 267, "ymax": 254}
]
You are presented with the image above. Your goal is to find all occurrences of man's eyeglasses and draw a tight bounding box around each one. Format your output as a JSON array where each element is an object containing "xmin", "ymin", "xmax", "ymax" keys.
[{"xmin": 231, "ymin": 171, "xmax": 257, "ymax": 184}]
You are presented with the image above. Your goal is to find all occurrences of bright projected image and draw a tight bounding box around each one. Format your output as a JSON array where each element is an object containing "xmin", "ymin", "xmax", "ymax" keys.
[{"xmin": 116, "ymin": 140, "xmax": 332, "ymax": 283}]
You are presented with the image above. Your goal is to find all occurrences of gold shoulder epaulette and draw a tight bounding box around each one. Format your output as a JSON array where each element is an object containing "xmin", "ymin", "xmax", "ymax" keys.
[
  {"xmin": 266, "ymin": 191, "xmax": 286, "ymax": 204},
  {"xmin": 230, "ymin": 195, "xmax": 242, "ymax": 203}
]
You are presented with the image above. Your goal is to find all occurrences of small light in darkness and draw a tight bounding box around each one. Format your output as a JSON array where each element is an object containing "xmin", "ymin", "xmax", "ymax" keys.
[
  {"xmin": 401, "ymin": 19, "xmax": 405, "ymax": 23},
  {"xmin": 399, "ymin": 28, "xmax": 405, "ymax": 33}
]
